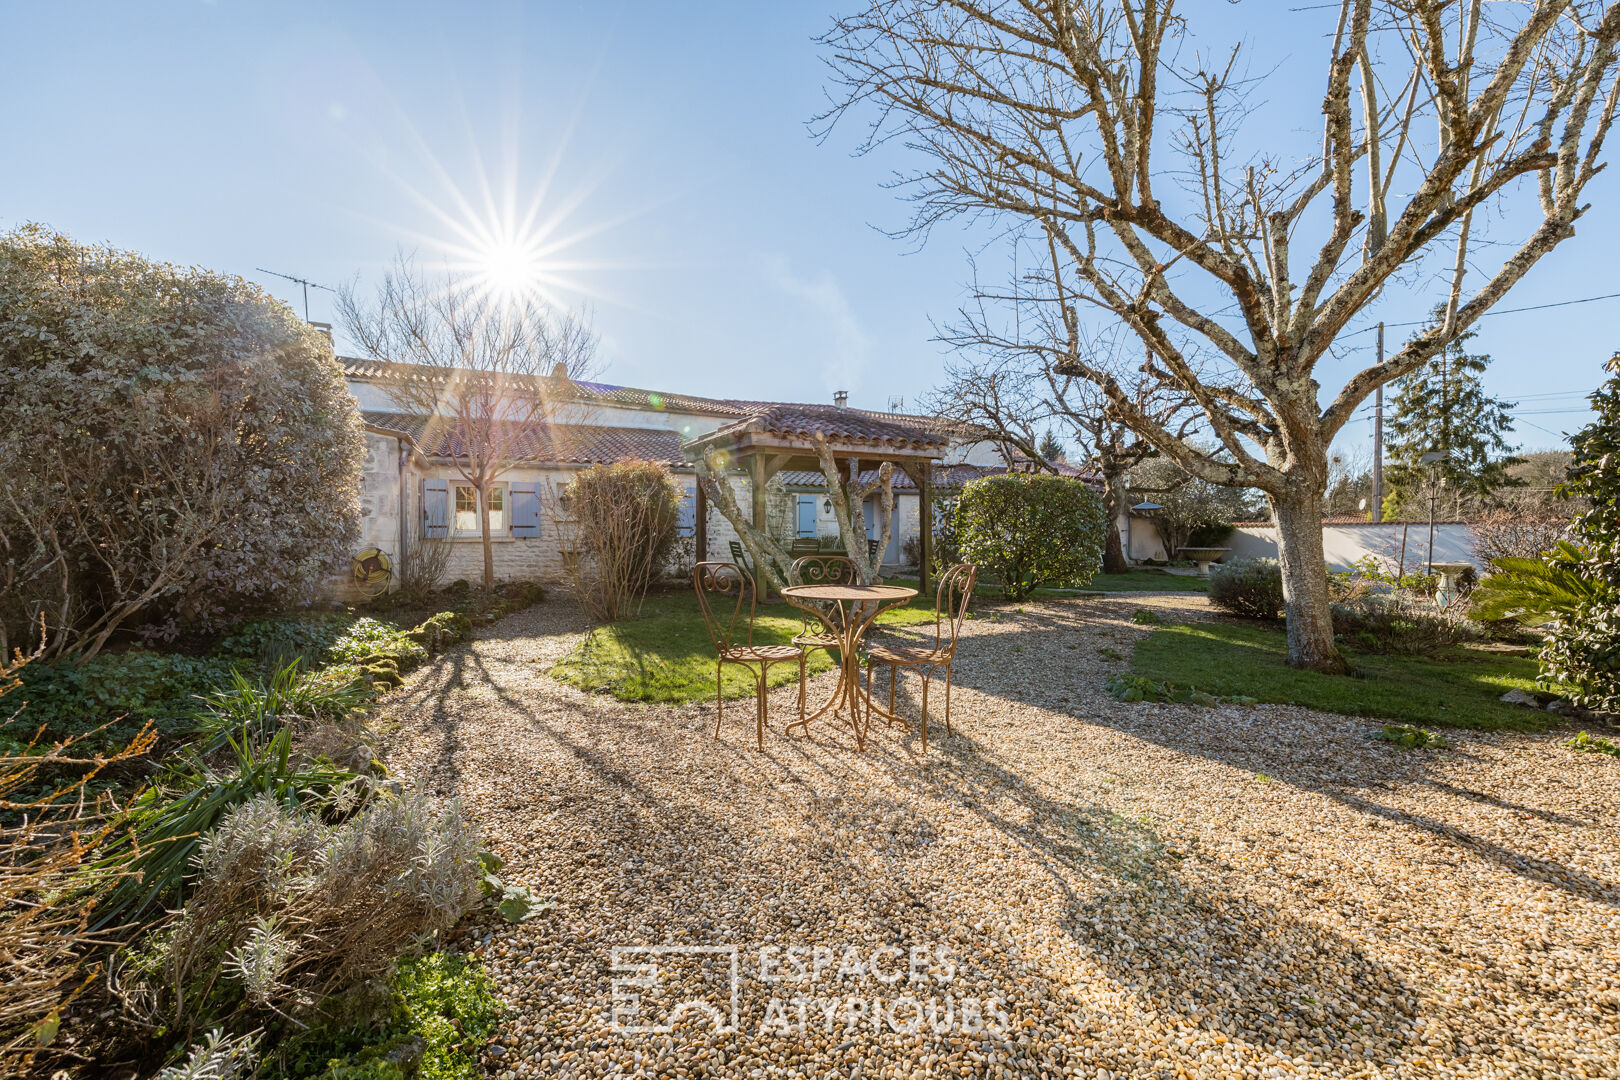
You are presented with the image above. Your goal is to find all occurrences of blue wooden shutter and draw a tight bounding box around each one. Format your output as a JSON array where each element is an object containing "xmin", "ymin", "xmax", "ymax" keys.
[
  {"xmin": 676, "ymin": 487, "xmax": 697, "ymax": 537},
  {"xmin": 510, "ymin": 483, "xmax": 542, "ymax": 538},
  {"xmin": 423, "ymin": 478, "xmax": 449, "ymax": 539}
]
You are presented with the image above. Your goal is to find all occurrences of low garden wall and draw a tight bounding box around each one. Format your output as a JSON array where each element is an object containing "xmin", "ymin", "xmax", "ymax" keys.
[{"xmin": 1225, "ymin": 521, "xmax": 1480, "ymax": 572}]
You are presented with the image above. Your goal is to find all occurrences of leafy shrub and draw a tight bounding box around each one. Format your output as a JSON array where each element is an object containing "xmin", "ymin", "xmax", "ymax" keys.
[
  {"xmin": 0, "ymin": 225, "xmax": 365, "ymax": 659},
  {"xmin": 1130, "ymin": 608, "xmax": 1165, "ymax": 626},
  {"xmin": 562, "ymin": 461, "xmax": 683, "ymax": 621},
  {"xmin": 13, "ymin": 651, "xmax": 239, "ymax": 746},
  {"xmin": 1536, "ymin": 354, "xmax": 1620, "ymax": 711},
  {"xmin": 127, "ymin": 790, "xmax": 483, "ymax": 1040},
  {"xmin": 1208, "ymin": 558, "xmax": 1284, "ymax": 620},
  {"xmin": 954, "ymin": 474, "xmax": 1106, "ymax": 600},
  {"xmin": 270, "ymin": 952, "xmax": 501, "ymax": 1080},
  {"xmin": 1331, "ymin": 595, "xmax": 1480, "ymax": 656},
  {"xmin": 328, "ymin": 618, "xmax": 430, "ymax": 669},
  {"xmin": 1368, "ymin": 724, "xmax": 1451, "ymax": 749},
  {"xmin": 1566, "ymin": 731, "xmax": 1619, "ymax": 757},
  {"xmin": 1103, "ymin": 673, "xmax": 1253, "ymax": 706}
]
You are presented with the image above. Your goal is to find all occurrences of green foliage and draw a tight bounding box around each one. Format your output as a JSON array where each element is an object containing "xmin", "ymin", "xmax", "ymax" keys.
[
  {"xmin": 1331, "ymin": 596, "xmax": 1480, "ymax": 656},
  {"xmin": 1104, "ymin": 674, "xmax": 1219, "ymax": 706},
  {"xmin": 1369, "ymin": 723, "xmax": 1452, "ymax": 749},
  {"xmin": 0, "ymin": 224, "xmax": 365, "ymax": 653},
  {"xmin": 327, "ymin": 618, "xmax": 429, "ymax": 668},
  {"xmin": 13, "ymin": 651, "xmax": 238, "ymax": 747},
  {"xmin": 1566, "ymin": 731, "xmax": 1619, "ymax": 757},
  {"xmin": 1382, "ymin": 318, "xmax": 1520, "ymax": 517},
  {"xmin": 1127, "ymin": 456, "xmax": 1260, "ymax": 557},
  {"xmin": 196, "ymin": 661, "xmax": 370, "ymax": 746},
  {"xmin": 1208, "ymin": 558, "xmax": 1285, "ymax": 620},
  {"xmin": 275, "ymin": 953, "xmax": 501, "ymax": 1080},
  {"xmin": 1469, "ymin": 542, "xmax": 1600, "ymax": 627},
  {"xmin": 92, "ymin": 726, "xmax": 361, "ymax": 931},
  {"xmin": 1130, "ymin": 608, "xmax": 1165, "ymax": 625},
  {"xmin": 1097, "ymin": 646, "xmax": 1125, "ymax": 661},
  {"xmin": 1536, "ymin": 354, "xmax": 1620, "ymax": 711},
  {"xmin": 954, "ymin": 474, "xmax": 1106, "ymax": 600},
  {"xmin": 1132, "ymin": 621, "xmax": 1552, "ymax": 730}
]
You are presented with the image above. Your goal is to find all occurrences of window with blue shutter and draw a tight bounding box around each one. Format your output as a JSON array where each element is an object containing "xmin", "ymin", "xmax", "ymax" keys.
[
  {"xmin": 423, "ymin": 478, "xmax": 449, "ymax": 539},
  {"xmin": 676, "ymin": 487, "xmax": 697, "ymax": 537},
  {"xmin": 510, "ymin": 482, "xmax": 542, "ymax": 538}
]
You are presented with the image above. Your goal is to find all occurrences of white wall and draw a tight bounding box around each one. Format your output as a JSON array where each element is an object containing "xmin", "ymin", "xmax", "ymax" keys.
[{"xmin": 1226, "ymin": 522, "xmax": 1481, "ymax": 572}]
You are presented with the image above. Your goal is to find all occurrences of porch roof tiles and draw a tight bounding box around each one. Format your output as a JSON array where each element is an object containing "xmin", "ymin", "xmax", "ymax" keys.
[{"xmin": 361, "ymin": 411, "xmax": 686, "ymax": 467}]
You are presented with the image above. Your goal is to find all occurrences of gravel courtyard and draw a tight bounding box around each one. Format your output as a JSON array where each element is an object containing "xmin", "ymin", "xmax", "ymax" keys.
[{"xmin": 379, "ymin": 593, "xmax": 1618, "ymax": 1080}]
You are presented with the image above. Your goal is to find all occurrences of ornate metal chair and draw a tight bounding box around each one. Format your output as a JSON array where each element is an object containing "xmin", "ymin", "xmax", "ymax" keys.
[
  {"xmin": 862, "ymin": 563, "xmax": 978, "ymax": 751},
  {"xmin": 692, "ymin": 561, "xmax": 804, "ymax": 749},
  {"xmin": 786, "ymin": 555, "xmax": 860, "ymax": 719}
]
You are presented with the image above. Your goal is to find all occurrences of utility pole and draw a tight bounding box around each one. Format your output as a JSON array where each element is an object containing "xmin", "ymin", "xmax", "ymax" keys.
[
  {"xmin": 256, "ymin": 268, "xmax": 333, "ymax": 322},
  {"xmin": 1372, "ymin": 322, "xmax": 1384, "ymax": 522}
]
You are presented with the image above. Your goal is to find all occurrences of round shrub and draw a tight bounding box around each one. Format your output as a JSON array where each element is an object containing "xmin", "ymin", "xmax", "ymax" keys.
[
  {"xmin": 0, "ymin": 225, "xmax": 365, "ymax": 657},
  {"xmin": 1209, "ymin": 557, "xmax": 1285, "ymax": 620},
  {"xmin": 954, "ymin": 474, "xmax": 1106, "ymax": 600}
]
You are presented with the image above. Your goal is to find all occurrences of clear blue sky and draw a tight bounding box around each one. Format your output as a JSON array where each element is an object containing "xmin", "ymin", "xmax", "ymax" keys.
[{"xmin": 3, "ymin": 1, "xmax": 1614, "ymax": 459}]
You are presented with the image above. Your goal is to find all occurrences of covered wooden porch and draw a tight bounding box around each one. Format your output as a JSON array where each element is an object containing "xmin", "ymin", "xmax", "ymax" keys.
[{"xmin": 682, "ymin": 403, "xmax": 951, "ymax": 595}]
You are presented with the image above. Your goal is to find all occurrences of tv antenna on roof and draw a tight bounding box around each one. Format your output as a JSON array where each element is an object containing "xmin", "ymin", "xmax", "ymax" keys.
[
  {"xmin": 256, "ymin": 268, "xmax": 334, "ymax": 322},
  {"xmin": 888, "ymin": 395, "xmax": 904, "ymax": 413}
]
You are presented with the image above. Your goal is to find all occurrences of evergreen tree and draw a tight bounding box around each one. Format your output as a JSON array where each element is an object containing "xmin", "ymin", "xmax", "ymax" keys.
[
  {"xmin": 1037, "ymin": 428, "xmax": 1065, "ymax": 463},
  {"xmin": 1540, "ymin": 354, "xmax": 1620, "ymax": 711},
  {"xmin": 1382, "ymin": 319, "xmax": 1519, "ymax": 518}
]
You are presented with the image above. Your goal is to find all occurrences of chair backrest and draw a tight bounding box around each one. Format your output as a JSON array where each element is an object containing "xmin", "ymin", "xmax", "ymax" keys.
[
  {"xmin": 790, "ymin": 537, "xmax": 821, "ymax": 557},
  {"xmin": 788, "ymin": 555, "xmax": 859, "ymax": 588},
  {"xmin": 728, "ymin": 540, "xmax": 751, "ymax": 570},
  {"xmin": 931, "ymin": 563, "xmax": 979, "ymax": 655},
  {"xmin": 693, "ymin": 561, "xmax": 757, "ymax": 654}
]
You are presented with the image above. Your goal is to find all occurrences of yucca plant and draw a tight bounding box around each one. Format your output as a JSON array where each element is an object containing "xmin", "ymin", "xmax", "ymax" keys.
[{"xmin": 1468, "ymin": 541, "xmax": 1600, "ymax": 627}]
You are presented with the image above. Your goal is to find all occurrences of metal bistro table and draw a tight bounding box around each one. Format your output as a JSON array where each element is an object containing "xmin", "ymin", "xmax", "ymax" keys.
[{"xmin": 780, "ymin": 582, "xmax": 917, "ymax": 749}]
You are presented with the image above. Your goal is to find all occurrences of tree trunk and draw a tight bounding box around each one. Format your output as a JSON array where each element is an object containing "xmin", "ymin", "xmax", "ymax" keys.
[
  {"xmin": 479, "ymin": 480, "xmax": 495, "ymax": 593},
  {"xmin": 1271, "ymin": 491, "xmax": 1348, "ymax": 673},
  {"xmin": 1101, "ymin": 468, "xmax": 1129, "ymax": 574}
]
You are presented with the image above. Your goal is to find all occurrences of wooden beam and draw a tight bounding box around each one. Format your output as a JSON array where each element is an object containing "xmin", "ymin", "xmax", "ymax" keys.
[
  {"xmin": 916, "ymin": 462, "xmax": 934, "ymax": 599},
  {"xmin": 694, "ymin": 477, "xmax": 707, "ymax": 567},
  {"xmin": 749, "ymin": 454, "xmax": 767, "ymax": 531}
]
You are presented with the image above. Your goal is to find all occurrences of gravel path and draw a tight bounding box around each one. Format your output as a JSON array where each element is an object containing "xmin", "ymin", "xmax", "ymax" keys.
[{"xmin": 379, "ymin": 592, "xmax": 1618, "ymax": 1080}]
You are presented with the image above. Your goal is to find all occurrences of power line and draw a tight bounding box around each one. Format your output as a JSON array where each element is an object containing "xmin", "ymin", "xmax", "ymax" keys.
[{"xmin": 1340, "ymin": 289, "xmax": 1620, "ymax": 339}]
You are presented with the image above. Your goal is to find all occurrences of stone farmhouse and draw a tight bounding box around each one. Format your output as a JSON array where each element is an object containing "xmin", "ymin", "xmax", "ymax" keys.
[{"xmin": 340, "ymin": 359, "xmax": 1075, "ymax": 591}]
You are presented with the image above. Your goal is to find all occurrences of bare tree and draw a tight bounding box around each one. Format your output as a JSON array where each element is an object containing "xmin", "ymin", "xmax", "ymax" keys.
[
  {"xmin": 821, "ymin": 0, "xmax": 1620, "ymax": 670},
  {"xmin": 339, "ymin": 255, "xmax": 597, "ymax": 592},
  {"xmin": 931, "ymin": 318, "xmax": 1191, "ymax": 572}
]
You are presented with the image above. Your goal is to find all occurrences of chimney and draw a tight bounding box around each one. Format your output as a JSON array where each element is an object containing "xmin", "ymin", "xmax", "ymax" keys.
[
  {"xmin": 552, "ymin": 361, "xmax": 571, "ymax": 382},
  {"xmin": 833, "ymin": 390, "xmax": 848, "ymax": 409}
]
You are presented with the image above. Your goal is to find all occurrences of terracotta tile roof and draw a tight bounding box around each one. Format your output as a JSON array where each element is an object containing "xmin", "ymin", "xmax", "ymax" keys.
[
  {"xmin": 776, "ymin": 462, "xmax": 1102, "ymax": 491},
  {"xmin": 700, "ymin": 403, "xmax": 953, "ymax": 451},
  {"xmin": 361, "ymin": 411, "xmax": 686, "ymax": 466}
]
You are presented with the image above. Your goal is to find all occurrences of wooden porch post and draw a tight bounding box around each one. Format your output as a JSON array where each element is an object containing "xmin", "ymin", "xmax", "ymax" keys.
[
  {"xmin": 749, "ymin": 453, "xmax": 767, "ymax": 533},
  {"xmin": 918, "ymin": 461, "xmax": 933, "ymax": 598},
  {"xmin": 694, "ymin": 476, "xmax": 707, "ymax": 566}
]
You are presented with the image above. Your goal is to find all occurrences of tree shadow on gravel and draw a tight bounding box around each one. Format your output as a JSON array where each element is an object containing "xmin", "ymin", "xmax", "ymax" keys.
[
  {"xmin": 896, "ymin": 729, "xmax": 1429, "ymax": 1071},
  {"xmin": 936, "ymin": 603, "xmax": 1620, "ymax": 908}
]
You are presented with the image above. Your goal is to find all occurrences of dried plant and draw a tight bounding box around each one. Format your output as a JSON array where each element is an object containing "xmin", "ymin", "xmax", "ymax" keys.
[
  {"xmin": 557, "ymin": 462, "xmax": 682, "ymax": 621},
  {"xmin": 394, "ymin": 524, "xmax": 454, "ymax": 595},
  {"xmin": 1471, "ymin": 505, "xmax": 1571, "ymax": 566},
  {"xmin": 125, "ymin": 790, "xmax": 483, "ymax": 1039},
  {"xmin": 0, "ymin": 645, "xmax": 156, "ymax": 1073}
]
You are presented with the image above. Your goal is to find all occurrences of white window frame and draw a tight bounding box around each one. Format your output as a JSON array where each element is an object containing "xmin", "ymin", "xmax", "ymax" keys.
[{"xmin": 452, "ymin": 481, "xmax": 509, "ymax": 538}]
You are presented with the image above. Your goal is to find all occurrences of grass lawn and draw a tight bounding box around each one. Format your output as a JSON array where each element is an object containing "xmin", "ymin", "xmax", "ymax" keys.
[
  {"xmin": 1131, "ymin": 621, "xmax": 1554, "ymax": 731},
  {"xmin": 551, "ymin": 590, "xmax": 941, "ymax": 703},
  {"xmin": 888, "ymin": 568, "xmax": 1206, "ymax": 599}
]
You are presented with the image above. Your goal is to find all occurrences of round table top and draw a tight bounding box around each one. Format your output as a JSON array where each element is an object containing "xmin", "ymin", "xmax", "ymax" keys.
[{"xmin": 781, "ymin": 583, "xmax": 918, "ymax": 602}]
